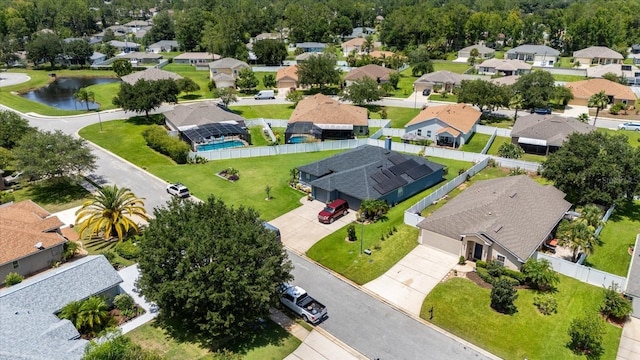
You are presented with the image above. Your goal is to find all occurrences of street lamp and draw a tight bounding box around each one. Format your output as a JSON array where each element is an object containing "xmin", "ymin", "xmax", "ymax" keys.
[
  {"xmin": 97, "ymin": 110, "xmax": 103, "ymax": 131},
  {"xmin": 360, "ymin": 222, "xmax": 364, "ymax": 255}
]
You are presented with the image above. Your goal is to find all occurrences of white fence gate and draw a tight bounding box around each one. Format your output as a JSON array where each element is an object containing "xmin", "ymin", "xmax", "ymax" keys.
[{"xmin": 535, "ymin": 252, "xmax": 627, "ymax": 289}]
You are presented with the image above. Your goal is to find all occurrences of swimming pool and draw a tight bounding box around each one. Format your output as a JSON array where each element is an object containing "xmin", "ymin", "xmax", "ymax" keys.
[
  {"xmin": 289, "ymin": 136, "xmax": 309, "ymax": 144},
  {"xmin": 197, "ymin": 140, "xmax": 245, "ymax": 151}
]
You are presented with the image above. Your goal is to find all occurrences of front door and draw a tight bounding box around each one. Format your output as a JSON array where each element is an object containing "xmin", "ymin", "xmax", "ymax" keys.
[{"xmin": 473, "ymin": 243, "xmax": 483, "ymax": 260}]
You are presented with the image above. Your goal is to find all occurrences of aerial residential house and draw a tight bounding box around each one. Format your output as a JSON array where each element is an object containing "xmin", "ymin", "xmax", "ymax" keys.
[
  {"xmin": 105, "ymin": 25, "xmax": 129, "ymax": 38},
  {"xmin": 285, "ymin": 94, "xmax": 368, "ymax": 142},
  {"xmin": 506, "ymin": 45, "xmax": 560, "ymax": 67},
  {"xmin": 344, "ymin": 27, "xmax": 375, "ymax": 40},
  {"xmin": 413, "ymin": 70, "xmax": 465, "ymax": 93},
  {"xmin": 208, "ymin": 57, "xmax": 250, "ymax": 88},
  {"xmin": 404, "ymin": 103, "xmax": 482, "ymax": 148},
  {"xmin": 297, "ymin": 145, "xmax": 444, "ymax": 210},
  {"xmin": 90, "ymin": 52, "xmax": 106, "ymax": 65},
  {"xmin": 511, "ymin": 114, "xmax": 596, "ymax": 155},
  {"xmin": 418, "ymin": 175, "xmax": 571, "ymax": 270},
  {"xmin": 109, "ymin": 40, "xmax": 140, "ymax": 53},
  {"xmin": 120, "ymin": 67, "xmax": 183, "ymax": 85},
  {"xmin": 253, "ymin": 32, "xmax": 283, "ymax": 42},
  {"xmin": 173, "ymin": 52, "xmax": 220, "ymax": 71},
  {"xmin": 0, "ymin": 255, "xmax": 123, "ymax": 359},
  {"xmin": 477, "ymin": 58, "xmax": 532, "ymax": 76},
  {"xmin": 295, "ymin": 52, "xmax": 328, "ymax": 62},
  {"xmin": 116, "ymin": 51, "xmax": 163, "ymax": 65},
  {"xmin": 0, "ymin": 200, "xmax": 68, "ymax": 282},
  {"xmin": 572, "ymin": 46, "xmax": 624, "ymax": 66},
  {"xmin": 565, "ymin": 78, "xmax": 637, "ymax": 106},
  {"xmin": 163, "ymin": 103, "xmax": 250, "ymax": 151},
  {"xmin": 147, "ymin": 40, "xmax": 179, "ymax": 53},
  {"xmin": 341, "ymin": 37, "xmax": 368, "ymax": 56},
  {"xmin": 457, "ymin": 44, "xmax": 495, "ymax": 61},
  {"xmin": 587, "ymin": 63, "xmax": 640, "ymax": 85},
  {"xmin": 123, "ymin": 20, "xmax": 151, "ymax": 31},
  {"xmin": 276, "ymin": 65, "xmax": 299, "ymax": 89},
  {"xmin": 295, "ymin": 42, "xmax": 327, "ymax": 53},
  {"xmin": 343, "ymin": 64, "xmax": 396, "ymax": 86}
]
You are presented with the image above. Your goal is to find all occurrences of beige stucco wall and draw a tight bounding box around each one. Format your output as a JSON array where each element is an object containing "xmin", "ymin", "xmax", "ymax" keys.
[
  {"xmin": 0, "ymin": 243, "xmax": 65, "ymax": 282},
  {"xmin": 419, "ymin": 229, "xmax": 462, "ymax": 256}
]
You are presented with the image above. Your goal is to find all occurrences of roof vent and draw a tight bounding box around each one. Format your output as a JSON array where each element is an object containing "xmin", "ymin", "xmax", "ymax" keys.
[
  {"xmin": 34, "ymin": 242, "xmax": 44, "ymax": 250},
  {"xmin": 509, "ymin": 191, "xmax": 517, "ymax": 198},
  {"xmin": 493, "ymin": 225, "xmax": 503, "ymax": 233}
]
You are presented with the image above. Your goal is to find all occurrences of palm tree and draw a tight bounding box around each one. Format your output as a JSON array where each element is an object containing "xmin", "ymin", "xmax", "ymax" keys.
[
  {"xmin": 587, "ymin": 90, "xmax": 609, "ymax": 127},
  {"xmin": 59, "ymin": 300, "xmax": 83, "ymax": 328},
  {"xmin": 73, "ymin": 87, "xmax": 96, "ymax": 112},
  {"xmin": 75, "ymin": 184, "xmax": 149, "ymax": 242},
  {"xmin": 363, "ymin": 35, "xmax": 374, "ymax": 54},
  {"xmin": 580, "ymin": 204, "xmax": 603, "ymax": 229},
  {"xmin": 509, "ymin": 93, "xmax": 524, "ymax": 123},
  {"xmin": 557, "ymin": 219, "xmax": 599, "ymax": 262},
  {"xmin": 78, "ymin": 296, "xmax": 109, "ymax": 335},
  {"xmin": 577, "ymin": 113, "xmax": 590, "ymax": 123}
]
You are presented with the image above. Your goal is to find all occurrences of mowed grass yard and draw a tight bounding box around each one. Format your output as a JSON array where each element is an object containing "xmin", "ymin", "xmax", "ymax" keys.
[
  {"xmin": 9, "ymin": 178, "xmax": 92, "ymax": 213},
  {"xmin": 78, "ymin": 118, "xmax": 342, "ymax": 220},
  {"xmin": 598, "ymin": 128, "xmax": 640, "ymax": 148},
  {"xmin": 126, "ymin": 320, "xmax": 300, "ymax": 360},
  {"xmin": 422, "ymin": 276, "xmax": 622, "ymax": 360},
  {"xmin": 461, "ymin": 133, "xmax": 491, "ymax": 153},
  {"xmin": 306, "ymin": 159, "xmax": 505, "ymax": 285},
  {"xmin": 587, "ymin": 200, "xmax": 640, "ymax": 276},
  {"xmin": 488, "ymin": 136, "xmax": 547, "ymax": 163}
]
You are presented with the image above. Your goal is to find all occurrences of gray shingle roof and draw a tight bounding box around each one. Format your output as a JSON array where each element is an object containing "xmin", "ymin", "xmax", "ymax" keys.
[
  {"xmin": 120, "ymin": 68, "xmax": 183, "ymax": 85},
  {"xmin": 414, "ymin": 71, "xmax": 463, "ymax": 85},
  {"xmin": 507, "ymin": 45, "xmax": 560, "ymax": 56},
  {"xmin": 148, "ymin": 40, "xmax": 179, "ymax": 49},
  {"xmin": 208, "ymin": 57, "xmax": 249, "ymax": 70},
  {"xmin": 418, "ymin": 175, "xmax": 571, "ymax": 261},
  {"xmin": 459, "ymin": 44, "xmax": 495, "ymax": 55},
  {"xmin": 511, "ymin": 114, "xmax": 596, "ymax": 146},
  {"xmin": 299, "ymin": 145, "xmax": 443, "ymax": 200},
  {"xmin": 0, "ymin": 255, "xmax": 123, "ymax": 314},
  {"xmin": 573, "ymin": 46, "xmax": 623, "ymax": 60},
  {"xmin": 164, "ymin": 102, "xmax": 247, "ymax": 129}
]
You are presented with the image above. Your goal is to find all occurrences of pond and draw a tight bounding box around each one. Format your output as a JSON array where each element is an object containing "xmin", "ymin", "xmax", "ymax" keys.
[{"xmin": 21, "ymin": 77, "xmax": 120, "ymax": 111}]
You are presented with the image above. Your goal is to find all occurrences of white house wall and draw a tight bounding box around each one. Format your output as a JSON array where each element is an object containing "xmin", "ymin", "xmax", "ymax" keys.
[{"xmin": 405, "ymin": 118, "xmax": 451, "ymax": 143}]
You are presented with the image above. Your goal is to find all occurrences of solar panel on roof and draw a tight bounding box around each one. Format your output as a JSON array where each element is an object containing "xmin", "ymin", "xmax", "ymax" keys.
[
  {"xmin": 381, "ymin": 169, "xmax": 394, "ymax": 178},
  {"xmin": 373, "ymin": 183, "xmax": 387, "ymax": 194},
  {"xmin": 406, "ymin": 164, "xmax": 433, "ymax": 180},
  {"xmin": 388, "ymin": 164, "xmax": 404, "ymax": 176},
  {"xmin": 388, "ymin": 153, "xmax": 406, "ymax": 165},
  {"xmin": 371, "ymin": 172, "xmax": 389, "ymax": 183}
]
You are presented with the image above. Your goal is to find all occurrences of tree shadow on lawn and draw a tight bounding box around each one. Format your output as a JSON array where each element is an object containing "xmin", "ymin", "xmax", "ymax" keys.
[
  {"xmin": 607, "ymin": 200, "xmax": 640, "ymax": 223},
  {"xmin": 153, "ymin": 314, "xmax": 289, "ymax": 354},
  {"xmin": 363, "ymin": 105, "xmax": 383, "ymax": 113},
  {"xmin": 23, "ymin": 178, "xmax": 88, "ymax": 206},
  {"xmin": 179, "ymin": 94, "xmax": 202, "ymax": 101},
  {"xmin": 125, "ymin": 114, "xmax": 165, "ymax": 126}
]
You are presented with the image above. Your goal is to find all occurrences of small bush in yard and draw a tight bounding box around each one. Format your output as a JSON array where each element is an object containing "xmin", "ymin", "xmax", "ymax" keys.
[
  {"xmin": 490, "ymin": 278, "xmax": 518, "ymax": 314},
  {"xmin": 115, "ymin": 241, "xmax": 140, "ymax": 260},
  {"xmin": 567, "ymin": 314, "xmax": 605, "ymax": 358},
  {"xmin": 114, "ymin": 293, "xmax": 136, "ymax": 316},
  {"xmin": 600, "ymin": 282, "xmax": 633, "ymax": 321},
  {"xmin": 458, "ymin": 256, "xmax": 466, "ymax": 265},
  {"xmin": 347, "ymin": 224, "xmax": 357, "ymax": 242},
  {"xmin": 5, "ymin": 272, "xmax": 23, "ymax": 286},
  {"xmin": 486, "ymin": 260, "xmax": 505, "ymax": 277},
  {"xmin": 476, "ymin": 267, "xmax": 494, "ymax": 285},
  {"xmin": 533, "ymin": 294, "xmax": 558, "ymax": 315}
]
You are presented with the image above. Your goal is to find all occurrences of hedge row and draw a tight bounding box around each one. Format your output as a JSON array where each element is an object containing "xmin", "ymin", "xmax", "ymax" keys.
[
  {"xmin": 142, "ymin": 125, "xmax": 190, "ymax": 164},
  {"xmin": 476, "ymin": 260, "xmax": 525, "ymax": 286}
]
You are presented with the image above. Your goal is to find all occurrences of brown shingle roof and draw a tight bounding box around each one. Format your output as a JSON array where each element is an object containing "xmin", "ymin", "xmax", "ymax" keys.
[
  {"xmin": 341, "ymin": 37, "xmax": 367, "ymax": 48},
  {"xmin": 289, "ymin": 94, "xmax": 368, "ymax": 126},
  {"xmin": 120, "ymin": 68, "xmax": 183, "ymax": 85},
  {"xmin": 369, "ymin": 51, "xmax": 395, "ymax": 59},
  {"xmin": 0, "ymin": 201, "xmax": 66, "ymax": 265},
  {"xmin": 276, "ymin": 65, "xmax": 298, "ymax": 82},
  {"xmin": 406, "ymin": 103, "xmax": 481, "ymax": 134},
  {"xmin": 565, "ymin": 78, "xmax": 637, "ymax": 101},
  {"xmin": 418, "ymin": 176, "xmax": 571, "ymax": 261},
  {"xmin": 343, "ymin": 64, "xmax": 396, "ymax": 82}
]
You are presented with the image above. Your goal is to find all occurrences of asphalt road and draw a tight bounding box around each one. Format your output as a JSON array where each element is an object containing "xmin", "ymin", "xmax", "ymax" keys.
[{"xmin": 288, "ymin": 251, "xmax": 492, "ymax": 360}]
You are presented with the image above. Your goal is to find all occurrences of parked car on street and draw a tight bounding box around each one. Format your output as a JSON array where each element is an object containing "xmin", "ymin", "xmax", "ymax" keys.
[
  {"xmin": 618, "ymin": 122, "xmax": 640, "ymax": 131},
  {"xmin": 530, "ymin": 107, "xmax": 552, "ymax": 115},
  {"xmin": 166, "ymin": 183, "xmax": 190, "ymax": 198},
  {"xmin": 278, "ymin": 283, "xmax": 327, "ymax": 324},
  {"xmin": 317, "ymin": 199, "xmax": 349, "ymax": 224}
]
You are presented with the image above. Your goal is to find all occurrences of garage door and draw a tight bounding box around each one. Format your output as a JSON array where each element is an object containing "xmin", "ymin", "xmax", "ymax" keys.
[
  {"xmin": 278, "ymin": 80, "xmax": 296, "ymax": 89},
  {"xmin": 421, "ymin": 230, "xmax": 461, "ymax": 256}
]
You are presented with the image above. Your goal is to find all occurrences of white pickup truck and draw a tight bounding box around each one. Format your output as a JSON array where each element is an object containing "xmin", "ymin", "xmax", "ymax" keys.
[{"xmin": 278, "ymin": 284, "xmax": 327, "ymax": 324}]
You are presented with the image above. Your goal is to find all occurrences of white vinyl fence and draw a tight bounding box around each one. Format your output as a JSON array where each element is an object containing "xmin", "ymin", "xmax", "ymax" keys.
[
  {"xmin": 192, "ymin": 139, "xmax": 369, "ymax": 160},
  {"xmin": 480, "ymin": 129, "xmax": 497, "ymax": 154},
  {"xmin": 535, "ymin": 252, "xmax": 627, "ymax": 289},
  {"xmin": 595, "ymin": 205, "xmax": 615, "ymax": 237},
  {"xmin": 476, "ymin": 125, "xmax": 511, "ymax": 137},
  {"xmin": 246, "ymin": 119, "xmax": 276, "ymax": 142},
  {"xmin": 489, "ymin": 156, "xmax": 541, "ymax": 172},
  {"xmin": 404, "ymin": 158, "xmax": 490, "ymax": 227}
]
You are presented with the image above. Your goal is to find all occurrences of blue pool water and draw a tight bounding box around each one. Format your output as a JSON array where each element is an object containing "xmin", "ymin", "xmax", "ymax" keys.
[
  {"xmin": 197, "ymin": 140, "xmax": 244, "ymax": 151},
  {"xmin": 289, "ymin": 136, "xmax": 308, "ymax": 144}
]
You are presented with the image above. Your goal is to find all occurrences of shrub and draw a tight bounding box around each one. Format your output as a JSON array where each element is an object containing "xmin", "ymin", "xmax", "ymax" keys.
[
  {"xmin": 0, "ymin": 191, "xmax": 15, "ymax": 205},
  {"xmin": 141, "ymin": 125, "xmax": 190, "ymax": 164},
  {"xmin": 567, "ymin": 314, "xmax": 605, "ymax": 358},
  {"xmin": 475, "ymin": 260, "xmax": 487, "ymax": 268},
  {"xmin": 5, "ymin": 272, "xmax": 23, "ymax": 286},
  {"xmin": 347, "ymin": 224, "xmax": 357, "ymax": 242},
  {"xmin": 609, "ymin": 103, "xmax": 624, "ymax": 115},
  {"xmin": 476, "ymin": 267, "xmax": 494, "ymax": 285},
  {"xmin": 490, "ymin": 278, "xmax": 518, "ymax": 314},
  {"xmin": 498, "ymin": 275, "xmax": 521, "ymax": 287},
  {"xmin": 509, "ymin": 167, "xmax": 526, "ymax": 176},
  {"xmin": 115, "ymin": 241, "xmax": 140, "ymax": 260},
  {"xmin": 521, "ymin": 258, "xmax": 559, "ymax": 290},
  {"xmin": 62, "ymin": 241, "xmax": 79, "ymax": 261},
  {"xmin": 458, "ymin": 168, "xmax": 467, "ymax": 175},
  {"xmin": 486, "ymin": 260, "xmax": 505, "ymax": 277},
  {"xmin": 458, "ymin": 256, "xmax": 466, "ymax": 265},
  {"xmin": 503, "ymin": 268, "xmax": 526, "ymax": 284},
  {"xmin": 600, "ymin": 283, "xmax": 633, "ymax": 321},
  {"xmin": 533, "ymin": 294, "xmax": 558, "ymax": 315},
  {"xmin": 113, "ymin": 293, "xmax": 136, "ymax": 313}
]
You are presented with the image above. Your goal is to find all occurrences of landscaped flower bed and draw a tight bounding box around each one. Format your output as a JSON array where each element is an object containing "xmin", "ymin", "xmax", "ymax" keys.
[{"xmin": 217, "ymin": 167, "xmax": 240, "ymax": 182}]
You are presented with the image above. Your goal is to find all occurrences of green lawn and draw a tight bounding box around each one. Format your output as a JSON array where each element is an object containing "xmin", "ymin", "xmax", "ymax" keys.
[
  {"xmin": 366, "ymin": 106, "xmax": 421, "ymax": 128},
  {"xmin": 249, "ymin": 126, "xmax": 272, "ymax": 146},
  {"xmin": 306, "ymin": 157, "xmax": 476, "ymax": 285},
  {"xmin": 552, "ymin": 74, "xmax": 587, "ymax": 82},
  {"xmin": 598, "ymin": 128, "xmax": 640, "ymax": 148},
  {"xmin": 229, "ymin": 104, "xmax": 295, "ymax": 119},
  {"xmin": 9, "ymin": 178, "xmax": 92, "ymax": 213},
  {"xmin": 78, "ymin": 118, "xmax": 342, "ymax": 220},
  {"xmin": 461, "ymin": 133, "xmax": 491, "ymax": 153},
  {"xmin": 422, "ymin": 276, "xmax": 622, "ymax": 360},
  {"xmin": 162, "ymin": 63, "xmax": 212, "ymax": 101},
  {"xmin": 429, "ymin": 93, "xmax": 457, "ymax": 102},
  {"xmin": 488, "ymin": 136, "xmax": 547, "ymax": 163},
  {"xmin": 390, "ymin": 67, "xmax": 418, "ymax": 98},
  {"xmin": 83, "ymin": 237, "xmax": 136, "ymax": 268},
  {"xmin": 432, "ymin": 61, "xmax": 471, "ymax": 74},
  {"xmin": 558, "ymin": 57, "xmax": 575, "ymax": 68},
  {"xmin": 586, "ymin": 200, "xmax": 640, "ymax": 276},
  {"xmin": 126, "ymin": 320, "xmax": 300, "ymax": 360}
]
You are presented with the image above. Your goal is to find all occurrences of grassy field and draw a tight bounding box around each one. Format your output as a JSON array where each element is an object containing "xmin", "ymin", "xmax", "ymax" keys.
[
  {"xmin": 390, "ymin": 67, "xmax": 418, "ymax": 98},
  {"xmin": 487, "ymin": 136, "xmax": 547, "ymax": 163},
  {"xmin": 552, "ymin": 74, "xmax": 587, "ymax": 82},
  {"xmin": 83, "ymin": 237, "xmax": 136, "ymax": 268},
  {"xmin": 422, "ymin": 276, "xmax": 622, "ymax": 360},
  {"xmin": 461, "ymin": 133, "xmax": 491, "ymax": 153},
  {"xmin": 161, "ymin": 63, "xmax": 212, "ymax": 101},
  {"xmin": 432, "ymin": 61, "xmax": 471, "ymax": 74},
  {"xmin": 306, "ymin": 157, "xmax": 476, "ymax": 285},
  {"xmin": 366, "ymin": 105, "xmax": 421, "ymax": 128},
  {"xmin": 9, "ymin": 178, "xmax": 92, "ymax": 213},
  {"xmin": 229, "ymin": 104, "xmax": 295, "ymax": 119},
  {"xmin": 586, "ymin": 200, "xmax": 640, "ymax": 276},
  {"xmin": 558, "ymin": 57, "xmax": 574, "ymax": 68},
  {"xmin": 249, "ymin": 126, "xmax": 272, "ymax": 146},
  {"xmin": 126, "ymin": 320, "xmax": 300, "ymax": 360},
  {"xmin": 598, "ymin": 128, "xmax": 640, "ymax": 148},
  {"xmin": 429, "ymin": 93, "xmax": 457, "ymax": 102},
  {"xmin": 79, "ymin": 118, "xmax": 342, "ymax": 220}
]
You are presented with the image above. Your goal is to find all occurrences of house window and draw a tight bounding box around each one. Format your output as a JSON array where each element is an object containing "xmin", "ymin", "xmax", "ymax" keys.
[
  {"xmin": 496, "ymin": 255, "xmax": 505, "ymax": 266},
  {"xmin": 398, "ymin": 187, "xmax": 403, "ymax": 198},
  {"xmin": 417, "ymin": 129, "xmax": 422, "ymax": 136},
  {"xmin": 12, "ymin": 260, "xmax": 19, "ymax": 269},
  {"xmin": 427, "ymin": 130, "xmax": 432, "ymax": 137}
]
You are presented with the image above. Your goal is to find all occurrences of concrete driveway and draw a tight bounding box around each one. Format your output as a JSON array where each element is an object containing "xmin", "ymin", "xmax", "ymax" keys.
[
  {"xmin": 285, "ymin": 330, "xmax": 367, "ymax": 360},
  {"xmin": 618, "ymin": 317, "xmax": 640, "ymax": 359},
  {"xmin": 269, "ymin": 197, "xmax": 357, "ymax": 254},
  {"xmin": 364, "ymin": 245, "xmax": 458, "ymax": 316}
]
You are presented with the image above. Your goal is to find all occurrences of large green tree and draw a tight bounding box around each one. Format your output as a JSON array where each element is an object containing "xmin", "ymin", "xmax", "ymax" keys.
[
  {"xmin": 541, "ymin": 132, "xmax": 640, "ymax": 205},
  {"xmin": 26, "ymin": 32, "xmax": 62, "ymax": 67},
  {"xmin": 297, "ymin": 53, "xmax": 340, "ymax": 89},
  {"xmin": 236, "ymin": 68, "xmax": 259, "ymax": 93},
  {"xmin": 252, "ymin": 39, "xmax": 287, "ymax": 66},
  {"xmin": 521, "ymin": 258, "xmax": 559, "ymax": 290},
  {"xmin": 513, "ymin": 71, "xmax": 556, "ymax": 110},
  {"xmin": 13, "ymin": 129, "xmax": 96, "ymax": 181},
  {"xmin": 174, "ymin": 8, "xmax": 205, "ymax": 51},
  {"xmin": 75, "ymin": 184, "xmax": 149, "ymax": 242},
  {"xmin": 136, "ymin": 196, "xmax": 292, "ymax": 339},
  {"xmin": 0, "ymin": 110, "xmax": 34, "ymax": 149},
  {"xmin": 113, "ymin": 79, "xmax": 179, "ymax": 118},
  {"xmin": 567, "ymin": 314, "xmax": 606, "ymax": 358},
  {"xmin": 112, "ymin": 58, "xmax": 133, "ymax": 77},
  {"xmin": 141, "ymin": 11, "xmax": 175, "ymax": 46},
  {"xmin": 64, "ymin": 39, "xmax": 92, "ymax": 66},
  {"xmin": 340, "ymin": 77, "xmax": 385, "ymax": 105},
  {"xmin": 457, "ymin": 79, "xmax": 509, "ymax": 111},
  {"xmin": 557, "ymin": 219, "xmax": 599, "ymax": 262}
]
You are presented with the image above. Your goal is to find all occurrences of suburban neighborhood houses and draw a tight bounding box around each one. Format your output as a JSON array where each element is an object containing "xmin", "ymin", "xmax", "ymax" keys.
[{"xmin": 1, "ymin": 0, "xmax": 640, "ymax": 359}]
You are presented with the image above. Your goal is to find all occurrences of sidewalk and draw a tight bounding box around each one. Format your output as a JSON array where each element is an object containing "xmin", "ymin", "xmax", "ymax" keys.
[
  {"xmin": 117, "ymin": 264, "xmax": 158, "ymax": 334},
  {"xmin": 617, "ymin": 317, "xmax": 640, "ymax": 359}
]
